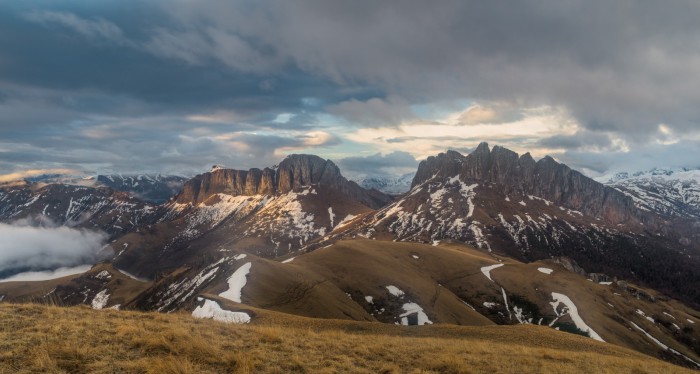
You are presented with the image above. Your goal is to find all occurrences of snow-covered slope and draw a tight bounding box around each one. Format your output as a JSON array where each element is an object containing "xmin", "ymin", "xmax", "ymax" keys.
[{"xmin": 598, "ymin": 168, "xmax": 700, "ymax": 219}]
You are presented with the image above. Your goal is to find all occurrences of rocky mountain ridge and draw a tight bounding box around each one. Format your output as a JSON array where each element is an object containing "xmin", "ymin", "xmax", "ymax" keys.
[
  {"xmin": 178, "ymin": 154, "xmax": 391, "ymax": 209},
  {"xmin": 412, "ymin": 143, "xmax": 654, "ymax": 227}
]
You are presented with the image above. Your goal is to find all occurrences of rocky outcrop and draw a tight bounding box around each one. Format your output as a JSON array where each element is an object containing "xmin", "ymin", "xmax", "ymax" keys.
[
  {"xmin": 177, "ymin": 155, "xmax": 392, "ymax": 209},
  {"xmin": 412, "ymin": 142, "xmax": 655, "ymax": 226}
]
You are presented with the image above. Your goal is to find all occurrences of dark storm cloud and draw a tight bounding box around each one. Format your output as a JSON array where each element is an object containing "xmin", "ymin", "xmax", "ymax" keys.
[
  {"xmin": 162, "ymin": 0, "xmax": 700, "ymax": 135},
  {"xmin": 0, "ymin": 3, "xmax": 367, "ymax": 115},
  {"xmin": 1, "ymin": 1, "xmax": 700, "ymax": 176}
]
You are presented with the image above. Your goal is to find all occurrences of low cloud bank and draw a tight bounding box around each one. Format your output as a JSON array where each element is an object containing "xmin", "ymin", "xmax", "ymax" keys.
[
  {"xmin": 0, "ymin": 168, "xmax": 78, "ymax": 183},
  {"xmin": 0, "ymin": 221, "xmax": 107, "ymax": 279},
  {"xmin": 0, "ymin": 265, "xmax": 92, "ymax": 282}
]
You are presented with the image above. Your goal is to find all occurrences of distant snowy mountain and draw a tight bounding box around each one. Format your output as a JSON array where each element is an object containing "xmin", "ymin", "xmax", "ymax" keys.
[
  {"xmin": 597, "ymin": 168, "xmax": 700, "ymax": 219},
  {"xmin": 355, "ymin": 173, "xmax": 415, "ymax": 195},
  {"xmin": 0, "ymin": 183, "xmax": 160, "ymax": 238},
  {"xmin": 24, "ymin": 173, "xmax": 97, "ymax": 187},
  {"xmin": 26, "ymin": 173, "xmax": 187, "ymax": 204},
  {"xmin": 96, "ymin": 174, "xmax": 187, "ymax": 204}
]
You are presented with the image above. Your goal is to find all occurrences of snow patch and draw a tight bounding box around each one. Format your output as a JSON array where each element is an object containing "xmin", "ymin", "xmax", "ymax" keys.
[
  {"xmin": 480, "ymin": 264, "xmax": 504, "ymax": 282},
  {"xmin": 334, "ymin": 214, "xmax": 356, "ymax": 229},
  {"xmin": 636, "ymin": 309, "xmax": 655, "ymax": 323},
  {"xmin": 94, "ymin": 270, "xmax": 111, "ymax": 280},
  {"xmin": 386, "ymin": 285, "xmax": 405, "ymax": 297},
  {"xmin": 630, "ymin": 321, "xmax": 667, "ymax": 347},
  {"xmin": 550, "ymin": 292, "xmax": 604, "ymax": 342},
  {"xmin": 537, "ymin": 267, "xmax": 553, "ymax": 275},
  {"xmin": 281, "ymin": 257, "xmax": 295, "ymax": 264},
  {"xmin": 502, "ymin": 288, "xmax": 511, "ymax": 320},
  {"xmin": 192, "ymin": 299, "xmax": 250, "ymax": 324},
  {"xmin": 91, "ymin": 289, "xmax": 110, "ymax": 310},
  {"xmin": 400, "ymin": 302, "xmax": 433, "ymax": 325},
  {"xmin": 116, "ymin": 268, "xmax": 147, "ymax": 282},
  {"xmin": 219, "ymin": 262, "xmax": 252, "ymax": 303}
]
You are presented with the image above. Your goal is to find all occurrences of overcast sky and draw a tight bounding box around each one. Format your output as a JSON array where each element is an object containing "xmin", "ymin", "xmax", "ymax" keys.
[{"xmin": 1, "ymin": 1, "xmax": 699, "ymax": 180}]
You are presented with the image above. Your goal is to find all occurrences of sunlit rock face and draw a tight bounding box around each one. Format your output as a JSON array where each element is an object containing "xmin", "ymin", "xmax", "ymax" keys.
[{"xmin": 178, "ymin": 154, "xmax": 392, "ymax": 209}]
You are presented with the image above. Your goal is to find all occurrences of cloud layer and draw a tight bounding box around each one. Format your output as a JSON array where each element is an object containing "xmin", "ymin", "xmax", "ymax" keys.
[
  {"xmin": 0, "ymin": 265, "xmax": 92, "ymax": 282},
  {"xmin": 1, "ymin": 1, "xmax": 699, "ymax": 177},
  {"xmin": 0, "ymin": 222, "xmax": 107, "ymax": 278},
  {"xmin": 337, "ymin": 151, "xmax": 418, "ymax": 179}
]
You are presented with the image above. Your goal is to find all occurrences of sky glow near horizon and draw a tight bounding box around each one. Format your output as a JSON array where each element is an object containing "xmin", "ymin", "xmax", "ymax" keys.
[{"xmin": 1, "ymin": 1, "xmax": 699, "ymax": 180}]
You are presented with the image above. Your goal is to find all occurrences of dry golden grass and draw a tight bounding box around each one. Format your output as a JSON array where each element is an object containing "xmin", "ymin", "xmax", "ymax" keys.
[{"xmin": 0, "ymin": 302, "xmax": 694, "ymax": 374}]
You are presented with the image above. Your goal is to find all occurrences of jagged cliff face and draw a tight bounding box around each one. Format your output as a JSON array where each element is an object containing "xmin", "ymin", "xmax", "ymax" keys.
[
  {"xmin": 178, "ymin": 155, "xmax": 391, "ymax": 209},
  {"xmin": 412, "ymin": 143, "xmax": 651, "ymax": 226}
]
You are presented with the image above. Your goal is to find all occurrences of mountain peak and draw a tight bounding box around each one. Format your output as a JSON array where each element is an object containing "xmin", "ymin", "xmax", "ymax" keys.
[
  {"xmin": 519, "ymin": 152, "xmax": 535, "ymax": 163},
  {"xmin": 473, "ymin": 141, "xmax": 490, "ymax": 154},
  {"xmin": 176, "ymin": 154, "xmax": 391, "ymax": 209},
  {"xmin": 277, "ymin": 154, "xmax": 341, "ymax": 193},
  {"xmin": 411, "ymin": 143, "xmax": 648, "ymax": 225}
]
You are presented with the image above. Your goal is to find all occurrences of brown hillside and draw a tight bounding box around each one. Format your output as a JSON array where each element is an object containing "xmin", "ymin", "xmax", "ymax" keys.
[{"xmin": 0, "ymin": 302, "xmax": 694, "ymax": 374}]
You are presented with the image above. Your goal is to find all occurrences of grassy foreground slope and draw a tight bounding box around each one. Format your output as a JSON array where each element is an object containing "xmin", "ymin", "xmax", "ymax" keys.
[{"xmin": 0, "ymin": 303, "xmax": 693, "ymax": 374}]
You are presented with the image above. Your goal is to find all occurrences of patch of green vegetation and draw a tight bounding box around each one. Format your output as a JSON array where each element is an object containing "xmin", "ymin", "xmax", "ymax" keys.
[
  {"xmin": 509, "ymin": 293, "xmax": 547, "ymax": 323},
  {"xmin": 552, "ymin": 322, "xmax": 590, "ymax": 338}
]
